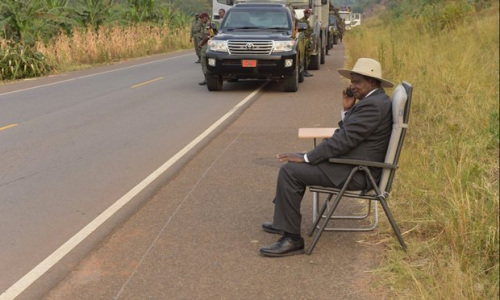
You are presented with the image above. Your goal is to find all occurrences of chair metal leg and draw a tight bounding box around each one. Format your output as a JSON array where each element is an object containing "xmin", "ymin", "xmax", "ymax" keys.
[
  {"xmin": 365, "ymin": 169, "xmax": 407, "ymax": 250},
  {"xmin": 307, "ymin": 169, "xmax": 358, "ymax": 255},
  {"xmin": 308, "ymin": 193, "xmax": 332, "ymax": 237},
  {"xmin": 306, "ymin": 192, "xmax": 343, "ymax": 255},
  {"xmin": 378, "ymin": 197, "xmax": 407, "ymax": 250},
  {"xmin": 306, "ymin": 166, "xmax": 407, "ymax": 254},
  {"xmin": 312, "ymin": 192, "xmax": 379, "ymax": 232}
]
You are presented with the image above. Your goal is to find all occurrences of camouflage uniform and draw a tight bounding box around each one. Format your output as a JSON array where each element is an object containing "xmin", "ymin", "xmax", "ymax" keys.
[
  {"xmin": 300, "ymin": 16, "xmax": 313, "ymax": 70},
  {"xmin": 200, "ymin": 24, "xmax": 211, "ymax": 78},
  {"xmin": 191, "ymin": 16, "xmax": 201, "ymax": 61},
  {"xmin": 333, "ymin": 8, "xmax": 345, "ymax": 42},
  {"xmin": 198, "ymin": 15, "xmax": 215, "ymax": 85}
]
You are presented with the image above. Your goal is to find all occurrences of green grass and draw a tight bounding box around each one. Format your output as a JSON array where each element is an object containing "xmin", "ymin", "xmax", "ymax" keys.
[{"xmin": 343, "ymin": 2, "xmax": 499, "ymax": 298}]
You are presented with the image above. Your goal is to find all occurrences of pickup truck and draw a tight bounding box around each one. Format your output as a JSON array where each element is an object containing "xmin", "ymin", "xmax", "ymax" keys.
[{"xmin": 205, "ymin": 2, "xmax": 307, "ymax": 92}]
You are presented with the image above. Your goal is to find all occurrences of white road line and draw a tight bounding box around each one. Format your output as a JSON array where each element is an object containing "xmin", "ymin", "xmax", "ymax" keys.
[
  {"xmin": 0, "ymin": 81, "xmax": 267, "ymax": 300},
  {"xmin": 0, "ymin": 53, "xmax": 191, "ymax": 97}
]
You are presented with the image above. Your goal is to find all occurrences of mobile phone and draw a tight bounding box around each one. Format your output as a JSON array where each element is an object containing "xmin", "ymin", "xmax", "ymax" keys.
[{"xmin": 346, "ymin": 88, "xmax": 354, "ymax": 97}]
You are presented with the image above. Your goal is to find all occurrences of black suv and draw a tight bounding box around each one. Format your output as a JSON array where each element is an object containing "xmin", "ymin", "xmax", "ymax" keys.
[{"xmin": 205, "ymin": 2, "xmax": 307, "ymax": 92}]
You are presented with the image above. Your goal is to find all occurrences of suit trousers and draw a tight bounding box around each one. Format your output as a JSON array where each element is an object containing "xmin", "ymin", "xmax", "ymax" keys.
[{"xmin": 272, "ymin": 161, "xmax": 367, "ymax": 235}]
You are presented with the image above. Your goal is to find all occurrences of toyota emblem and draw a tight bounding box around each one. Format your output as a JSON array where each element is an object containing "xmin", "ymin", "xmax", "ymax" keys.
[{"xmin": 245, "ymin": 43, "xmax": 255, "ymax": 49}]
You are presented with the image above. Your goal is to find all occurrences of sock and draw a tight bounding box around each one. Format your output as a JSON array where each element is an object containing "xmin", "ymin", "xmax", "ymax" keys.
[{"xmin": 284, "ymin": 232, "xmax": 302, "ymax": 241}]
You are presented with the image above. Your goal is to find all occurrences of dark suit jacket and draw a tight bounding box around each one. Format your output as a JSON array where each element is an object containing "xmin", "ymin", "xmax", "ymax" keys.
[{"xmin": 306, "ymin": 88, "xmax": 393, "ymax": 187}]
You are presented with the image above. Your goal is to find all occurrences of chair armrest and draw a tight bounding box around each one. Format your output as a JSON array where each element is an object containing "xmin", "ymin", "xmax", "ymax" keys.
[{"xmin": 328, "ymin": 158, "xmax": 397, "ymax": 169}]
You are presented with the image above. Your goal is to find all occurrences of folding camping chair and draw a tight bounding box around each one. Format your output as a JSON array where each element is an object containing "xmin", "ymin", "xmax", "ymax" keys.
[{"xmin": 305, "ymin": 81, "xmax": 413, "ymax": 255}]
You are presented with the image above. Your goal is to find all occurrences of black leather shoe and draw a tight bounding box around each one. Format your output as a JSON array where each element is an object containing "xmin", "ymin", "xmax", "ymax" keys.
[
  {"xmin": 304, "ymin": 72, "xmax": 313, "ymax": 77},
  {"xmin": 259, "ymin": 236, "xmax": 305, "ymax": 257},
  {"xmin": 262, "ymin": 222, "xmax": 284, "ymax": 235},
  {"xmin": 198, "ymin": 80, "xmax": 207, "ymax": 85}
]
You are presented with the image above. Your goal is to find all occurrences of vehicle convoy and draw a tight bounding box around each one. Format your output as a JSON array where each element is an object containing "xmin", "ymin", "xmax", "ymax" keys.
[
  {"xmin": 338, "ymin": 8, "xmax": 352, "ymax": 30},
  {"xmin": 292, "ymin": 0, "xmax": 330, "ymax": 70},
  {"xmin": 351, "ymin": 12, "xmax": 362, "ymax": 27},
  {"xmin": 206, "ymin": 1, "xmax": 307, "ymax": 92},
  {"xmin": 326, "ymin": 8, "xmax": 343, "ymax": 53}
]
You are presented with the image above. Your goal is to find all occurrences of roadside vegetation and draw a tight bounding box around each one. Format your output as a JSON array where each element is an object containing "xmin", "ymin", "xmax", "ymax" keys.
[
  {"xmin": 2, "ymin": 0, "xmax": 498, "ymax": 297},
  {"xmin": 0, "ymin": 0, "xmax": 197, "ymax": 80},
  {"xmin": 343, "ymin": 0, "xmax": 499, "ymax": 298}
]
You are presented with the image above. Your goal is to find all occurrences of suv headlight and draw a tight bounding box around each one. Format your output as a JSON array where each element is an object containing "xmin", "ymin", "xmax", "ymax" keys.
[
  {"xmin": 208, "ymin": 40, "xmax": 228, "ymax": 52},
  {"xmin": 273, "ymin": 40, "xmax": 296, "ymax": 53}
]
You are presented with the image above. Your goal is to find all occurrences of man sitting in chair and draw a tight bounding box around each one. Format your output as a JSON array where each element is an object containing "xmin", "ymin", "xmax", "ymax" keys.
[{"xmin": 259, "ymin": 58, "xmax": 394, "ymax": 257}]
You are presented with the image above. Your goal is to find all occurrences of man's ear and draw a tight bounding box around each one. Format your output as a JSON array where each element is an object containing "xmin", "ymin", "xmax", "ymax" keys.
[{"xmin": 369, "ymin": 78, "xmax": 381, "ymax": 88}]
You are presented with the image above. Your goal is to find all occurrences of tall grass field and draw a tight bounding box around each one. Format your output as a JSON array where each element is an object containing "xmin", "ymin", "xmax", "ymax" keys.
[
  {"xmin": 343, "ymin": 2, "xmax": 498, "ymax": 298},
  {"xmin": 36, "ymin": 25, "xmax": 191, "ymax": 71}
]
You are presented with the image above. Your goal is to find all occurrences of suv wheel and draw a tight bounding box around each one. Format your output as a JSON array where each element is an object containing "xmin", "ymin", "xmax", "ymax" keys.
[
  {"xmin": 320, "ymin": 45, "xmax": 326, "ymax": 64},
  {"xmin": 309, "ymin": 43, "xmax": 320, "ymax": 70},
  {"xmin": 283, "ymin": 63, "xmax": 299, "ymax": 92},
  {"xmin": 207, "ymin": 75, "xmax": 223, "ymax": 91}
]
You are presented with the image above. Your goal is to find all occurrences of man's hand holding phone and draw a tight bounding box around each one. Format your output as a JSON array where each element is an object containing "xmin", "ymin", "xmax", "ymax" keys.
[{"xmin": 342, "ymin": 86, "xmax": 356, "ymax": 111}]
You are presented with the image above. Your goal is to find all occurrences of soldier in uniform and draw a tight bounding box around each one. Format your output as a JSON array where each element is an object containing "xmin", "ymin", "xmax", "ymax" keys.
[
  {"xmin": 198, "ymin": 12, "xmax": 213, "ymax": 85},
  {"xmin": 300, "ymin": 9, "xmax": 313, "ymax": 77},
  {"xmin": 333, "ymin": 8, "xmax": 345, "ymax": 43},
  {"xmin": 191, "ymin": 13, "xmax": 201, "ymax": 63}
]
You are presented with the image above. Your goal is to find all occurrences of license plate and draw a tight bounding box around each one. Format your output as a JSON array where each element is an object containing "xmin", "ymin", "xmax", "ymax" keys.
[{"xmin": 242, "ymin": 60, "xmax": 257, "ymax": 67}]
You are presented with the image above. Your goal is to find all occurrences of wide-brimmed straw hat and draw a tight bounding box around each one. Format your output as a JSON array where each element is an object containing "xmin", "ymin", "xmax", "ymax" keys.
[{"xmin": 338, "ymin": 58, "xmax": 394, "ymax": 88}]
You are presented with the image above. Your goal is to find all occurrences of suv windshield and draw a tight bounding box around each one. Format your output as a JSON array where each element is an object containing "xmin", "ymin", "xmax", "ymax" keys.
[{"xmin": 223, "ymin": 9, "xmax": 291, "ymax": 30}]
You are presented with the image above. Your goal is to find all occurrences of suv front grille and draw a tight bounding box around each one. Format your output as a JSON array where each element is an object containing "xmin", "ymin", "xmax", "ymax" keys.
[{"xmin": 227, "ymin": 40, "xmax": 273, "ymax": 55}]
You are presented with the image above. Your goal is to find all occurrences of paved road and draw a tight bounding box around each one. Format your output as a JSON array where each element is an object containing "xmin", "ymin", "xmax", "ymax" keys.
[
  {"xmin": 0, "ymin": 51, "xmax": 268, "ymax": 299},
  {"xmin": 39, "ymin": 44, "xmax": 387, "ymax": 300}
]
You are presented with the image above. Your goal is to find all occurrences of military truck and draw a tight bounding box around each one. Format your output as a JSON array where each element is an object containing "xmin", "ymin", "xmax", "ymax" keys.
[
  {"xmin": 291, "ymin": 0, "xmax": 330, "ymax": 70},
  {"xmin": 326, "ymin": 8, "xmax": 342, "ymax": 52},
  {"xmin": 338, "ymin": 8, "xmax": 352, "ymax": 31}
]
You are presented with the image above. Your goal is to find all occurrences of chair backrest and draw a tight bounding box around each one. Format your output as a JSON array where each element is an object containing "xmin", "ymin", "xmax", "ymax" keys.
[{"xmin": 378, "ymin": 81, "xmax": 413, "ymax": 193}]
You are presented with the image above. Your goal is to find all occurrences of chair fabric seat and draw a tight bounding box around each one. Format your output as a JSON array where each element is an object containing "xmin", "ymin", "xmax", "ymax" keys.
[{"xmin": 309, "ymin": 185, "xmax": 378, "ymax": 199}]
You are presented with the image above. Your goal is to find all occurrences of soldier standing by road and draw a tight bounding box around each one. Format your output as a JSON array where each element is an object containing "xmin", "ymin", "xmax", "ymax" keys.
[
  {"xmin": 300, "ymin": 9, "xmax": 313, "ymax": 77},
  {"xmin": 198, "ymin": 12, "xmax": 213, "ymax": 85},
  {"xmin": 191, "ymin": 13, "xmax": 201, "ymax": 63},
  {"xmin": 333, "ymin": 7, "xmax": 345, "ymax": 42}
]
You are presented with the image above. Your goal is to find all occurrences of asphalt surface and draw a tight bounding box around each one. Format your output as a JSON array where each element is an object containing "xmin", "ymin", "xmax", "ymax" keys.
[
  {"xmin": 42, "ymin": 44, "xmax": 387, "ymax": 300},
  {"xmin": 0, "ymin": 50, "xmax": 266, "ymax": 297}
]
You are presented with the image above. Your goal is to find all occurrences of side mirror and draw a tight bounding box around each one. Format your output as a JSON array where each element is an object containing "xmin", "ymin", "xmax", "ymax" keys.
[{"xmin": 297, "ymin": 22, "xmax": 308, "ymax": 32}]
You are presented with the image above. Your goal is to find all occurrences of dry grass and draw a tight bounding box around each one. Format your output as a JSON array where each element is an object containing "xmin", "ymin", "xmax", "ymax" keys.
[
  {"xmin": 36, "ymin": 25, "xmax": 191, "ymax": 71},
  {"xmin": 343, "ymin": 2, "xmax": 499, "ymax": 299}
]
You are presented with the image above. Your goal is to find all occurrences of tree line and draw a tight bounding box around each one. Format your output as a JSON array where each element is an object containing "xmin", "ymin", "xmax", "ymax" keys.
[{"xmin": 0, "ymin": 0, "xmax": 195, "ymax": 45}]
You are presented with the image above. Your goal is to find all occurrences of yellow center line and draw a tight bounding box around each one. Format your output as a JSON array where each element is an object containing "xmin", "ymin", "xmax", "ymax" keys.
[
  {"xmin": 131, "ymin": 77, "xmax": 164, "ymax": 89},
  {"xmin": 0, "ymin": 123, "xmax": 18, "ymax": 132}
]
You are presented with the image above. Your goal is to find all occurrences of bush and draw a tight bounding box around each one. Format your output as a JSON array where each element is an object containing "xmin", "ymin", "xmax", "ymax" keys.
[{"xmin": 0, "ymin": 40, "xmax": 52, "ymax": 80}]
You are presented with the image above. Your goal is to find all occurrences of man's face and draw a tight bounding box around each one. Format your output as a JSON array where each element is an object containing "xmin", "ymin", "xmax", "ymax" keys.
[
  {"xmin": 219, "ymin": 10, "xmax": 225, "ymax": 18},
  {"xmin": 201, "ymin": 16, "xmax": 208, "ymax": 24},
  {"xmin": 304, "ymin": 12, "xmax": 310, "ymax": 19},
  {"xmin": 349, "ymin": 73, "xmax": 376, "ymax": 99}
]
